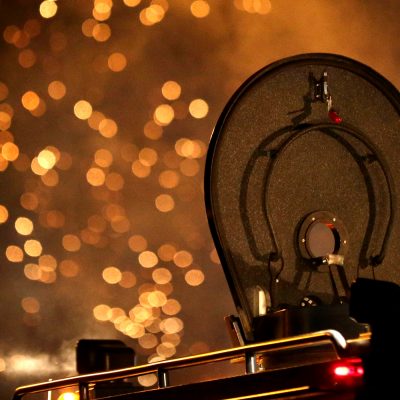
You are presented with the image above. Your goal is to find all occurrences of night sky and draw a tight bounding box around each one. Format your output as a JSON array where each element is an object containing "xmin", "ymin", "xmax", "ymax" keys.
[{"xmin": 1, "ymin": 1, "xmax": 400, "ymax": 399}]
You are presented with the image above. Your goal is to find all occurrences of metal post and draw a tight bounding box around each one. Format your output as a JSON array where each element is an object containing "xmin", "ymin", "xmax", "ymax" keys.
[
  {"xmin": 79, "ymin": 382, "xmax": 90, "ymax": 400},
  {"xmin": 245, "ymin": 352, "xmax": 257, "ymax": 374},
  {"xmin": 158, "ymin": 368, "xmax": 169, "ymax": 388}
]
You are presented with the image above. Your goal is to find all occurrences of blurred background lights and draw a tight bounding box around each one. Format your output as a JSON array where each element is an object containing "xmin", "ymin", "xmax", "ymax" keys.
[
  {"xmin": 138, "ymin": 251, "xmax": 158, "ymax": 268},
  {"xmin": 123, "ymin": 0, "xmax": 142, "ymax": 7},
  {"xmin": 24, "ymin": 239, "xmax": 43, "ymax": 257},
  {"xmin": 161, "ymin": 81, "xmax": 181, "ymax": 100},
  {"xmin": 86, "ymin": 167, "xmax": 106, "ymax": 186},
  {"xmin": 185, "ymin": 269, "xmax": 205, "ymax": 286},
  {"xmin": 93, "ymin": 304, "xmax": 112, "ymax": 322},
  {"xmin": 155, "ymin": 193, "xmax": 175, "ymax": 212},
  {"xmin": 0, "ymin": 204, "xmax": 9, "ymax": 223},
  {"xmin": 1, "ymin": 142, "xmax": 19, "ymax": 161},
  {"xmin": 188, "ymin": 98, "xmax": 209, "ymax": 119},
  {"xmin": 21, "ymin": 91, "xmax": 40, "ymax": 111},
  {"xmin": 173, "ymin": 250, "xmax": 193, "ymax": 268},
  {"xmin": 154, "ymin": 104, "xmax": 174, "ymax": 126},
  {"xmin": 6, "ymin": 245, "xmax": 24, "ymax": 262},
  {"xmin": 1, "ymin": 1, "xmax": 396, "ymax": 398},
  {"xmin": 57, "ymin": 392, "xmax": 79, "ymax": 400},
  {"xmin": 128, "ymin": 235, "xmax": 148, "ymax": 252},
  {"xmin": 98, "ymin": 118, "xmax": 118, "ymax": 137},
  {"xmin": 108, "ymin": 52, "xmax": 127, "ymax": 72},
  {"xmin": 37, "ymin": 149, "xmax": 56, "ymax": 169},
  {"xmin": 48, "ymin": 80, "xmax": 66, "ymax": 100},
  {"xmin": 102, "ymin": 266, "xmax": 122, "ymax": 284},
  {"xmin": 21, "ymin": 297, "xmax": 40, "ymax": 314},
  {"xmin": 190, "ymin": 1, "xmax": 210, "ymax": 18},
  {"xmin": 73, "ymin": 100, "xmax": 93, "ymax": 120},
  {"xmin": 39, "ymin": 1, "xmax": 58, "ymax": 19}
]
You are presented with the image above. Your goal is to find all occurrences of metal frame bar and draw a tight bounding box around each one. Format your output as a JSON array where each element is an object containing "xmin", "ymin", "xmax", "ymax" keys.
[{"xmin": 12, "ymin": 330, "xmax": 349, "ymax": 400}]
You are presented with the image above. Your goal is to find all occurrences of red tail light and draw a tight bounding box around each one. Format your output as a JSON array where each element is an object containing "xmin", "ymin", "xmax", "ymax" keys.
[{"xmin": 332, "ymin": 358, "xmax": 364, "ymax": 378}]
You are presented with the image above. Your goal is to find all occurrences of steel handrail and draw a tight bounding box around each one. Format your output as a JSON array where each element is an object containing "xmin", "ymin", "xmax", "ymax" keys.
[{"xmin": 12, "ymin": 329, "xmax": 348, "ymax": 400}]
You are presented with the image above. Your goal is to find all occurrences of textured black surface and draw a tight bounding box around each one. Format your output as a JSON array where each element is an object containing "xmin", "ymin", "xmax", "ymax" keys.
[{"xmin": 205, "ymin": 54, "xmax": 400, "ymax": 340}]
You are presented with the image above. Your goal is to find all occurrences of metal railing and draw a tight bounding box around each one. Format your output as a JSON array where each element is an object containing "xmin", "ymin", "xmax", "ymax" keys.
[{"xmin": 12, "ymin": 329, "xmax": 350, "ymax": 400}]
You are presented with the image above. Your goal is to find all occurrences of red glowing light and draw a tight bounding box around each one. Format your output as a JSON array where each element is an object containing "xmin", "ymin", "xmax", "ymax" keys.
[
  {"xmin": 334, "ymin": 366, "xmax": 351, "ymax": 376},
  {"xmin": 328, "ymin": 110, "xmax": 343, "ymax": 124},
  {"xmin": 333, "ymin": 359, "xmax": 364, "ymax": 378}
]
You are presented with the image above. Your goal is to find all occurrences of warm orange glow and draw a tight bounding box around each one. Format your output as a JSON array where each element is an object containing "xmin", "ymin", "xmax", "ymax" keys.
[
  {"xmin": 139, "ymin": 333, "xmax": 158, "ymax": 349},
  {"xmin": 93, "ymin": 304, "xmax": 112, "ymax": 321},
  {"xmin": 62, "ymin": 234, "xmax": 82, "ymax": 252},
  {"xmin": 0, "ymin": 82, "xmax": 9, "ymax": 101},
  {"xmin": 24, "ymin": 239, "xmax": 43, "ymax": 257},
  {"xmin": 38, "ymin": 149, "xmax": 56, "ymax": 169},
  {"xmin": 45, "ymin": 210, "xmax": 65, "ymax": 228},
  {"xmin": 131, "ymin": 160, "xmax": 151, "ymax": 178},
  {"xmin": 6, "ymin": 245, "xmax": 24, "ymax": 262},
  {"xmin": 31, "ymin": 157, "xmax": 47, "ymax": 175},
  {"xmin": 21, "ymin": 91, "xmax": 40, "ymax": 111},
  {"xmin": 0, "ymin": 111, "xmax": 11, "ymax": 131},
  {"xmin": 38, "ymin": 254, "xmax": 57, "ymax": 271},
  {"xmin": 24, "ymin": 19, "xmax": 41, "ymax": 38},
  {"xmin": 154, "ymin": 104, "xmax": 174, "ymax": 126},
  {"xmin": 155, "ymin": 194, "xmax": 175, "ymax": 212},
  {"xmin": 0, "ymin": 204, "xmax": 9, "ymax": 223},
  {"xmin": 48, "ymin": 80, "xmax": 66, "ymax": 100},
  {"xmin": 74, "ymin": 100, "xmax": 93, "ymax": 120},
  {"xmin": 108, "ymin": 52, "xmax": 127, "ymax": 72},
  {"xmin": 144, "ymin": 120, "xmax": 163, "ymax": 140},
  {"xmin": 190, "ymin": 1, "xmax": 210, "ymax": 18},
  {"xmin": 123, "ymin": 0, "xmax": 142, "ymax": 6},
  {"xmin": 92, "ymin": 23, "xmax": 111, "ymax": 41},
  {"xmin": 59, "ymin": 259, "xmax": 80, "ymax": 277},
  {"xmin": 94, "ymin": 148, "xmax": 113, "ymax": 167},
  {"xmin": 98, "ymin": 118, "xmax": 118, "ymax": 137},
  {"xmin": 15, "ymin": 217, "xmax": 34, "ymax": 235},
  {"xmin": 57, "ymin": 392, "xmax": 79, "ymax": 400},
  {"xmin": 39, "ymin": 1, "xmax": 58, "ymax": 19},
  {"xmin": 30, "ymin": 98, "xmax": 47, "ymax": 117},
  {"xmin": 173, "ymin": 250, "xmax": 193, "ymax": 268},
  {"xmin": 41, "ymin": 169, "xmax": 59, "ymax": 187},
  {"xmin": 139, "ymin": 147, "xmax": 158, "ymax": 166},
  {"xmin": 162, "ymin": 299, "xmax": 181, "ymax": 315},
  {"xmin": 138, "ymin": 251, "xmax": 158, "ymax": 268},
  {"xmin": 21, "ymin": 297, "xmax": 40, "ymax": 313},
  {"xmin": 103, "ymin": 266, "xmax": 122, "ymax": 284},
  {"xmin": 19, "ymin": 193, "xmax": 39, "ymax": 211},
  {"xmin": 18, "ymin": 49, "xmax": 37, "ymax": 68},
  {"xmin": 158, "ymin": 170, "xmax": 179, "ymax": 188},
  {"xmin": 86, "ymin": 167, "xmax": 106, "ymax": 186},
  {"xmin": 81, "ymin": 18, "xmax": 97, "ymax": 37},
  {"xmin": 1, "ymin": 142, "xmax": 19, "ymax": 161},
  {"xmin": 160, "ymin": 317, "xmax": 184, "ymax": 334},
  {"xmin": 105, "ymin": 172, "xmax": 124, "ymax": 191},
  {"xmin": 88, "ymin": 110, "xmax": 105, "ymax": 130},
  {"xmin": 24, "ymin": 263, "xmax": 41, "ymax": 280},
  {"xmin": 188, "ymin": 98, "xmax": 209, "ymax": 118},
  {"xmin": 119, "ymin": 271, "xmax": 137, "ymax": 288},
  {"xmin": 128, "ymin": 235, "xmax": 148, "ymax": 252},
  {"xmin": 156, "ymin": 342, "xmax": 176, "ymax": 358},
  {"xmin": 138, "ymin": 373, "xmax": 158, "ymax": 387},
  {"xmin": 157, "ymin": 243, "xmax": 176, "ymax": 261},
  {"xmin": 152, "ymin": 267, "xmax": 172, "ymax": 284},
  {"xmin": 148, "ymin": 290, "xmax": 167, "ymax": 307},
  {"xmin": 185, "ymin": 269, "xmax": 205, "ymax": 286},
  {"xmin": 161, "ymin": 81, "xmax": 181, "ymax": 100}
]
